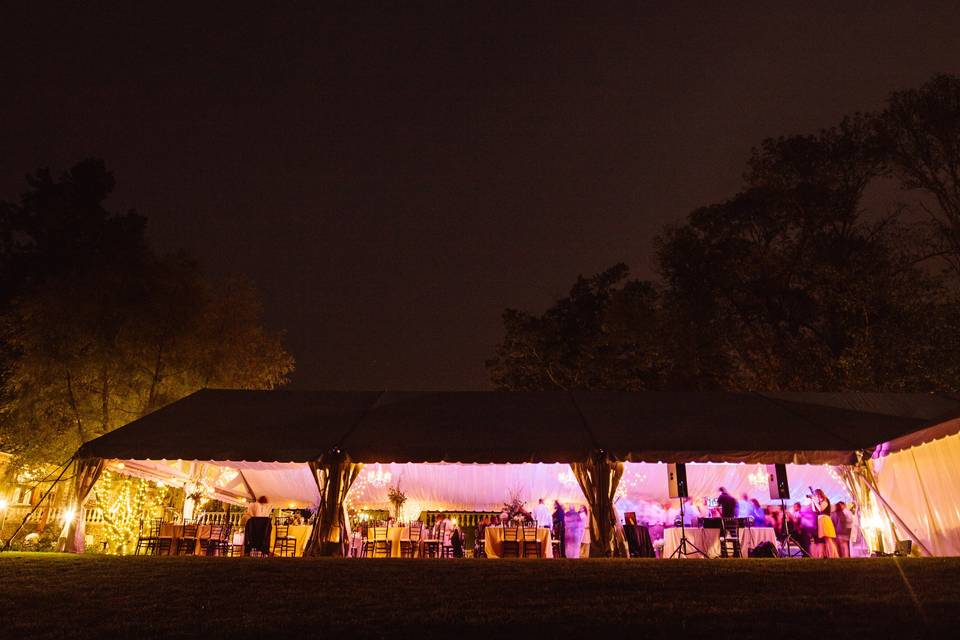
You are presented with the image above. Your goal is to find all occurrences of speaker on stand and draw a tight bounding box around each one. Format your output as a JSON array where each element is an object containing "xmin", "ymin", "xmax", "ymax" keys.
[
  {"xmin": 667, "ymin": 463, "xmax": 707, "ymax": 558},
  {"xmin": 767, "ymin": 464, "xmax": 807, "ymax": 558}
]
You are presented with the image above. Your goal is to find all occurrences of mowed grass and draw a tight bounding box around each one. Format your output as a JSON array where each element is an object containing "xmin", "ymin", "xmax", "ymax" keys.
[{"xmin": 0, "ymin": 554, "xmax": 956, "ymax": 639}]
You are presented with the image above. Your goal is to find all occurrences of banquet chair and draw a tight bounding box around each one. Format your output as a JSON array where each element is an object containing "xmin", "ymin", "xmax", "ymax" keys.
[
  {"xmin": 719, "ymin": 518, "xmax": 742, "ymax": 558},
  {"xmin": 521, "ymin": 526, "xmax": 541, "ymax": 558},
  {"xmin": 441, "ymin": 523, "xmax": 459, "ymax": 558},
  {"xmin": 399, "ymin": 521, "xmax": 422, "ymax": 558},
  {"xmin": 273, "ymin": 523, "xmax": 298, "ymax": 557},
  {"xmin": 474, "ymin": 524, "xmax": 487, "ymax": 558},
  {"xmin": 134, "ymin": 518, "xmax": 161, "ymax": 556},
  {"xmin": 271, "ymin": 524, "xmax": 297, "ymax": 558},
  {"xmin": 421, "ymin": 521, "xmax": 444, "ymax": 558},
  {"xmin": 176, "ymin": 523, "xmax": 200, "ymax": 555},
  {"xmin": 200, "ymin": 524, "xmax": 228, "ymax": 556},
  {"xmin": 367, "ymin": 526, "xmax": 392, "ymax": 558},
  {"xmin": 501, "ymin": 525, "xmax": 521, "ymax": 558}
]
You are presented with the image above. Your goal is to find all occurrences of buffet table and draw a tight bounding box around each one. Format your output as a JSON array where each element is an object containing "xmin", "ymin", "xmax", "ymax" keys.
[{"xmin": 661, "ymin": 526, "xmax": 777, "ymax": 558}]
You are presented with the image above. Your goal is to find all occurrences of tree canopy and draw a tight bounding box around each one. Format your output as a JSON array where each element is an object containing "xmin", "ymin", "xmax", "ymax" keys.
[
  {"xmin": 489, "ymin": 74, "xmax": 960, "ymax": 393},
  {"xmin": 0, "ymin": 159, "xmax": 294, "ymax": 466}
]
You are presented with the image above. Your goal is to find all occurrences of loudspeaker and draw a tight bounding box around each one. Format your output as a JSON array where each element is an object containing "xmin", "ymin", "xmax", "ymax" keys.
[
  {"xmin": 667, "ymin": 463, "xmax": 688, "ymax": 498},
  {"xmin": 767, "ymin": 463, "xmax": 790, "ymax": 500}
]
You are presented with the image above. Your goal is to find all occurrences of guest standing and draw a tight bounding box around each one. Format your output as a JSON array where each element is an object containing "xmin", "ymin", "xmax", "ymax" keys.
[
  {"xmin": 832, "ymin": 501, "xmax": 854, "ymax": 558},
  {"xmin": 579, "ymin": 506, "xmax": 591, "ymax": 558},
  {"xmin": 552, "ymin": 500, "xmax": 565, "ymax": 558},
  {"xmin": 812, "ymin": 488, "xmax": 838, "ymax": 558},
  {"xmin": 533, "ymin": 498, "xmax": 552, "ymax": 529},
  {"xmin": 564, "ymin": 505, "xmax": 584, "ymax": 559},
  {"xmin": 244, "ymin": 495, "xmax": 273, "ymax": 556},
  {"xmin": 717, "ymin": 487, "xmax": 738, "ymax": 518}
]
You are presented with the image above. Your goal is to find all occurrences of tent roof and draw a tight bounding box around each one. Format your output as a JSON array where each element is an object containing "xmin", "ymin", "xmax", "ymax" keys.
[{"xmin": 77, "ymin": 389, "xmax": 957, "ymax": 465}]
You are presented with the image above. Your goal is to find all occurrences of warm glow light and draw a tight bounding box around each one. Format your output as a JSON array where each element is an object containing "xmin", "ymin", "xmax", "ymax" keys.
[
  {"xmin": 115, "ymin": 462, "xmax": 125, "ymax": 469},
  {"xmin": 558, "ymin": 470, "xmax": 577, "ymax": 486},
  {"xmin": 0, "ymin": 498, "xmax": 8, "ymax": 510},
  {"xmin": 748, "ymin": 465, "xmax": 767, "ymax": 489},
  {"xmin": 62, "ymin": 507, "xmax": 76, "ymax": 524},
  {"xmin": 366, "ymin": 464, "xmax": 392, "ymax": 488}
]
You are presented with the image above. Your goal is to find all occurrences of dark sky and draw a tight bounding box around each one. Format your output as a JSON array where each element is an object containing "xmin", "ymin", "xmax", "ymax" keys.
[{"xmin": 3, "ymin": 2, "xmax": 960, "ymax": 390}]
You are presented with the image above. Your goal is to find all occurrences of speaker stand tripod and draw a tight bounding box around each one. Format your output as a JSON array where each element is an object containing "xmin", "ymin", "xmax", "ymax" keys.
[
  {"xmin": 668, "ymin": 500, "xmax": 708, "ymax": 559},
  {"xmin": 779, "ymin": 498, "xmax": 809, "ymax": 558}
]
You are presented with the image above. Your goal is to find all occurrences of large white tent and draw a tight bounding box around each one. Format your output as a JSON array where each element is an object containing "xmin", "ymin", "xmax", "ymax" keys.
[{"xmin": 62, "ymin": 389, "xmax": 960, "ymax": 557}]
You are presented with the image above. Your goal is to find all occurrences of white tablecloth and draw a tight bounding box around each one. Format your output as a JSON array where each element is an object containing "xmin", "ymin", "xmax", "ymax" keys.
[{"xmin": 661, "ymin": 526, "xmax": 777, "ymax": 558}]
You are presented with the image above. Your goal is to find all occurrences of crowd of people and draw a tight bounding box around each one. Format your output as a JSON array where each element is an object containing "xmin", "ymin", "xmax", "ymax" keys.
[{"xmin": 619, "ymin": 486, "xmax": 871, "ymax": 558}]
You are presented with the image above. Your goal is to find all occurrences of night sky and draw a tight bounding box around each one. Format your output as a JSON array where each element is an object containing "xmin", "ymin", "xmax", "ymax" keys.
[{"xmin": 3, "ymin": 3, "xmax": 960, "ymax": 390}]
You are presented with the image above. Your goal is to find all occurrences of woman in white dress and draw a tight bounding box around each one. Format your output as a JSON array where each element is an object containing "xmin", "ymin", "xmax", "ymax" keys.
[{"xmin": 564, "ymin": 505, "xmax": 584, "ymax": 558}]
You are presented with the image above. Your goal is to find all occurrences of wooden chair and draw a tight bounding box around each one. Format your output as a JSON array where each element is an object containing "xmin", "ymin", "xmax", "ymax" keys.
[
  {"xmin": 441, "ymin": 522, "xmax": 460, "ymax": 558},
  {"xmin": 200, "ymin": 524, "xmax": 228, "ymax": 556},
  {"xmin": 175, "ymin": 523, "xmax": 199, "ymax": 555},
  {"xmin": 501, "ymin": 525, "xmax": 520, "ymax": 558},
  {"xmin": 366, "ymin": 526, "xmax": 392, "ymax": 558},
  {"xmin": 134, "ymin": 518, "xmax": 161, "ymax": 556},
  {"xmin": 474, "ymin": 524, "xmax": 487, "ymax": 558},
  {"xmin": 719, "ymin": 518, "xmax": 742, "ymax": 558},
  {"xmin": 521, "ymin": 526, "xmax": 542, "ymax": 558},
  {"xmin": 421, "ymin": 521, "xmax": 444, "ymax": 558},
  {"xmin": 272, "ymin": 523, "xmax": 298, "ymax": 557},
  {"xmin": 399, "ymin": 521, "xmax": 422, "ymax": 558}
]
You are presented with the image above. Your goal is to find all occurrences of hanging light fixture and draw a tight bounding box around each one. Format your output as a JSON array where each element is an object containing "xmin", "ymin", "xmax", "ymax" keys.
[
  {"xmin": 557, "ymin": 469, "xmax": 577, "ymax": 486},
  {"xmin": 366, "ymin": 463, "xmax": 392, "ymax": 488},
  {"xmin": 748, "ymin": 464, "xmax": 767, "ymax": 488}
]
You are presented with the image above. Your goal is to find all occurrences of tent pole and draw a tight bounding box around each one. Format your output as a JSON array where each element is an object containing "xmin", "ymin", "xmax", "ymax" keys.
[{"xmin": 858, "ymin": 468, "xmax": 932, "ymax": 557}]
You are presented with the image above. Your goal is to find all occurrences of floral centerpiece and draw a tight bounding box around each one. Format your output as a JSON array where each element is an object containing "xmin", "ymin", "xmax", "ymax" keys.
[
  {"xmin": 502, "ymin": 488, "xmax": 533, "ymax": 525},
  {"xmin": 387, "ymin": 484, "xmax": 407, "ymax": 521}
]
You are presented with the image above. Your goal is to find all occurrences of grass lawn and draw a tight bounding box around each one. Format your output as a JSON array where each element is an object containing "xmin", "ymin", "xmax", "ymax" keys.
[{"xmin": 0, "ymin": 554, "xmax": 955, "ymax": 639}]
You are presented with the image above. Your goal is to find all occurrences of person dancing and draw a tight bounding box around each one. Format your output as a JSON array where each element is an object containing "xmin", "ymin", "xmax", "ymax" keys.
[{"xmin": 811, "ymin": 488, "xmax": 838, "ymax": 558}]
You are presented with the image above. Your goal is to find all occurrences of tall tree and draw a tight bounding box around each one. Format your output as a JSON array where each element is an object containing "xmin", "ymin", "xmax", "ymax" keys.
[
  {"xmin": 487, "ymin": 264, "xmax": 670, "ymax": 391},
  {"xmin": 0, "ymin": 160, "xmax": 294, "ymax": 466},
  {"xmin": 879, "ymin": 73, "xmax": 960, "ymax": 276},
  {"xmin": 657, "ymin": 118, "xmax": 960, "ymax": 391}
]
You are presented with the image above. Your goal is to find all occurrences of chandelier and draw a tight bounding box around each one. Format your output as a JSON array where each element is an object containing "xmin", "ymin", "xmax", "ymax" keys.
[
  {"xmin": 748, "ymin": 464, "xmax": 767, "ymax": 489},
  {"xmin": 366, "ymin": 463, "xmax": 392, "ymax": 488},
  {"xmin": 557, "ymin": 469, "xmax": 577, "ymax": 486}
]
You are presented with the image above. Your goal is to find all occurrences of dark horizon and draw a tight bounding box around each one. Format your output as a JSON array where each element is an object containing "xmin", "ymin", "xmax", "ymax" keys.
[{"xmin": 4, "ymin": 2, "xmax": 960, "ymax": 390}]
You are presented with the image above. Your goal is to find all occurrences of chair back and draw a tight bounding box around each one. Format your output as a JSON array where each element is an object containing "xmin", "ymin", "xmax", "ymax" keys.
[
  {"xmin": 721, "ymin": 518, "xmax": 740, "ymax": 537},
  {"xmin": 182, "ymin": 523, "xmax": 199, "ymax": 538},
  {"xmin": 502, "ymin": 525, "xmax": 519, "ymax": 541},
  {"xmin": 521, "ymin": 526, "xmax": 539, "ymax": 541},
  {"xmin": 208, "ymin": 524, "xmax": 227, "ymax": 541},
  {"xmin": 275, "ymin": 523, "xmax": 290, "ymax": 539},
  {"xmin": 407, "ymin": 521, "xmax": 423, "ymax": 542},
  {"xmin": 370, "ymin": 526, "xmax": 388, "ymax": 541}
]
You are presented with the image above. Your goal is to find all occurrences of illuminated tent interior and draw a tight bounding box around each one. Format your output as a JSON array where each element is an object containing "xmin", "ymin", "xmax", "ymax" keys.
[{"xmin": 65, "ymin": 389, "xmax": 960, "ymax": 556}]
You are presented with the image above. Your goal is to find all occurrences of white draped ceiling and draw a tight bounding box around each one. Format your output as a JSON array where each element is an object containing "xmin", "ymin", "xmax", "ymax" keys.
[
  {"xmin": 344, "ymin": 461, "xmax": 849, "ymax": 515},
  {"xmin": 105, "ymin": 459, "xmax": 849, "ymax": 515}
]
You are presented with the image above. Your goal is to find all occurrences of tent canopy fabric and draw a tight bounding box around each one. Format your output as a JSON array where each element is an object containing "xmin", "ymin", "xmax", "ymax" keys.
[{"xmin": 77, "ymin": 389, "xmax": 958, "ymax": 466}]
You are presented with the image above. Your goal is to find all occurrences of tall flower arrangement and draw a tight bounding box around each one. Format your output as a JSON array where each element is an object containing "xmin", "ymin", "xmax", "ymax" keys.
[{"xmin": 387, "ymin": 484, "xmax": 407, "ymax": 521}]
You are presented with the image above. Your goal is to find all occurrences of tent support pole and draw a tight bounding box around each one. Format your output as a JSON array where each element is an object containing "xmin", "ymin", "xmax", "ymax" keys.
[
  {"xmin": 1, "ymin": 456, "xmax": 73, "ymax": 552},
  {"xmin": 858, "ymin": 469, "xmax": 932, "ymax": 557}
]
